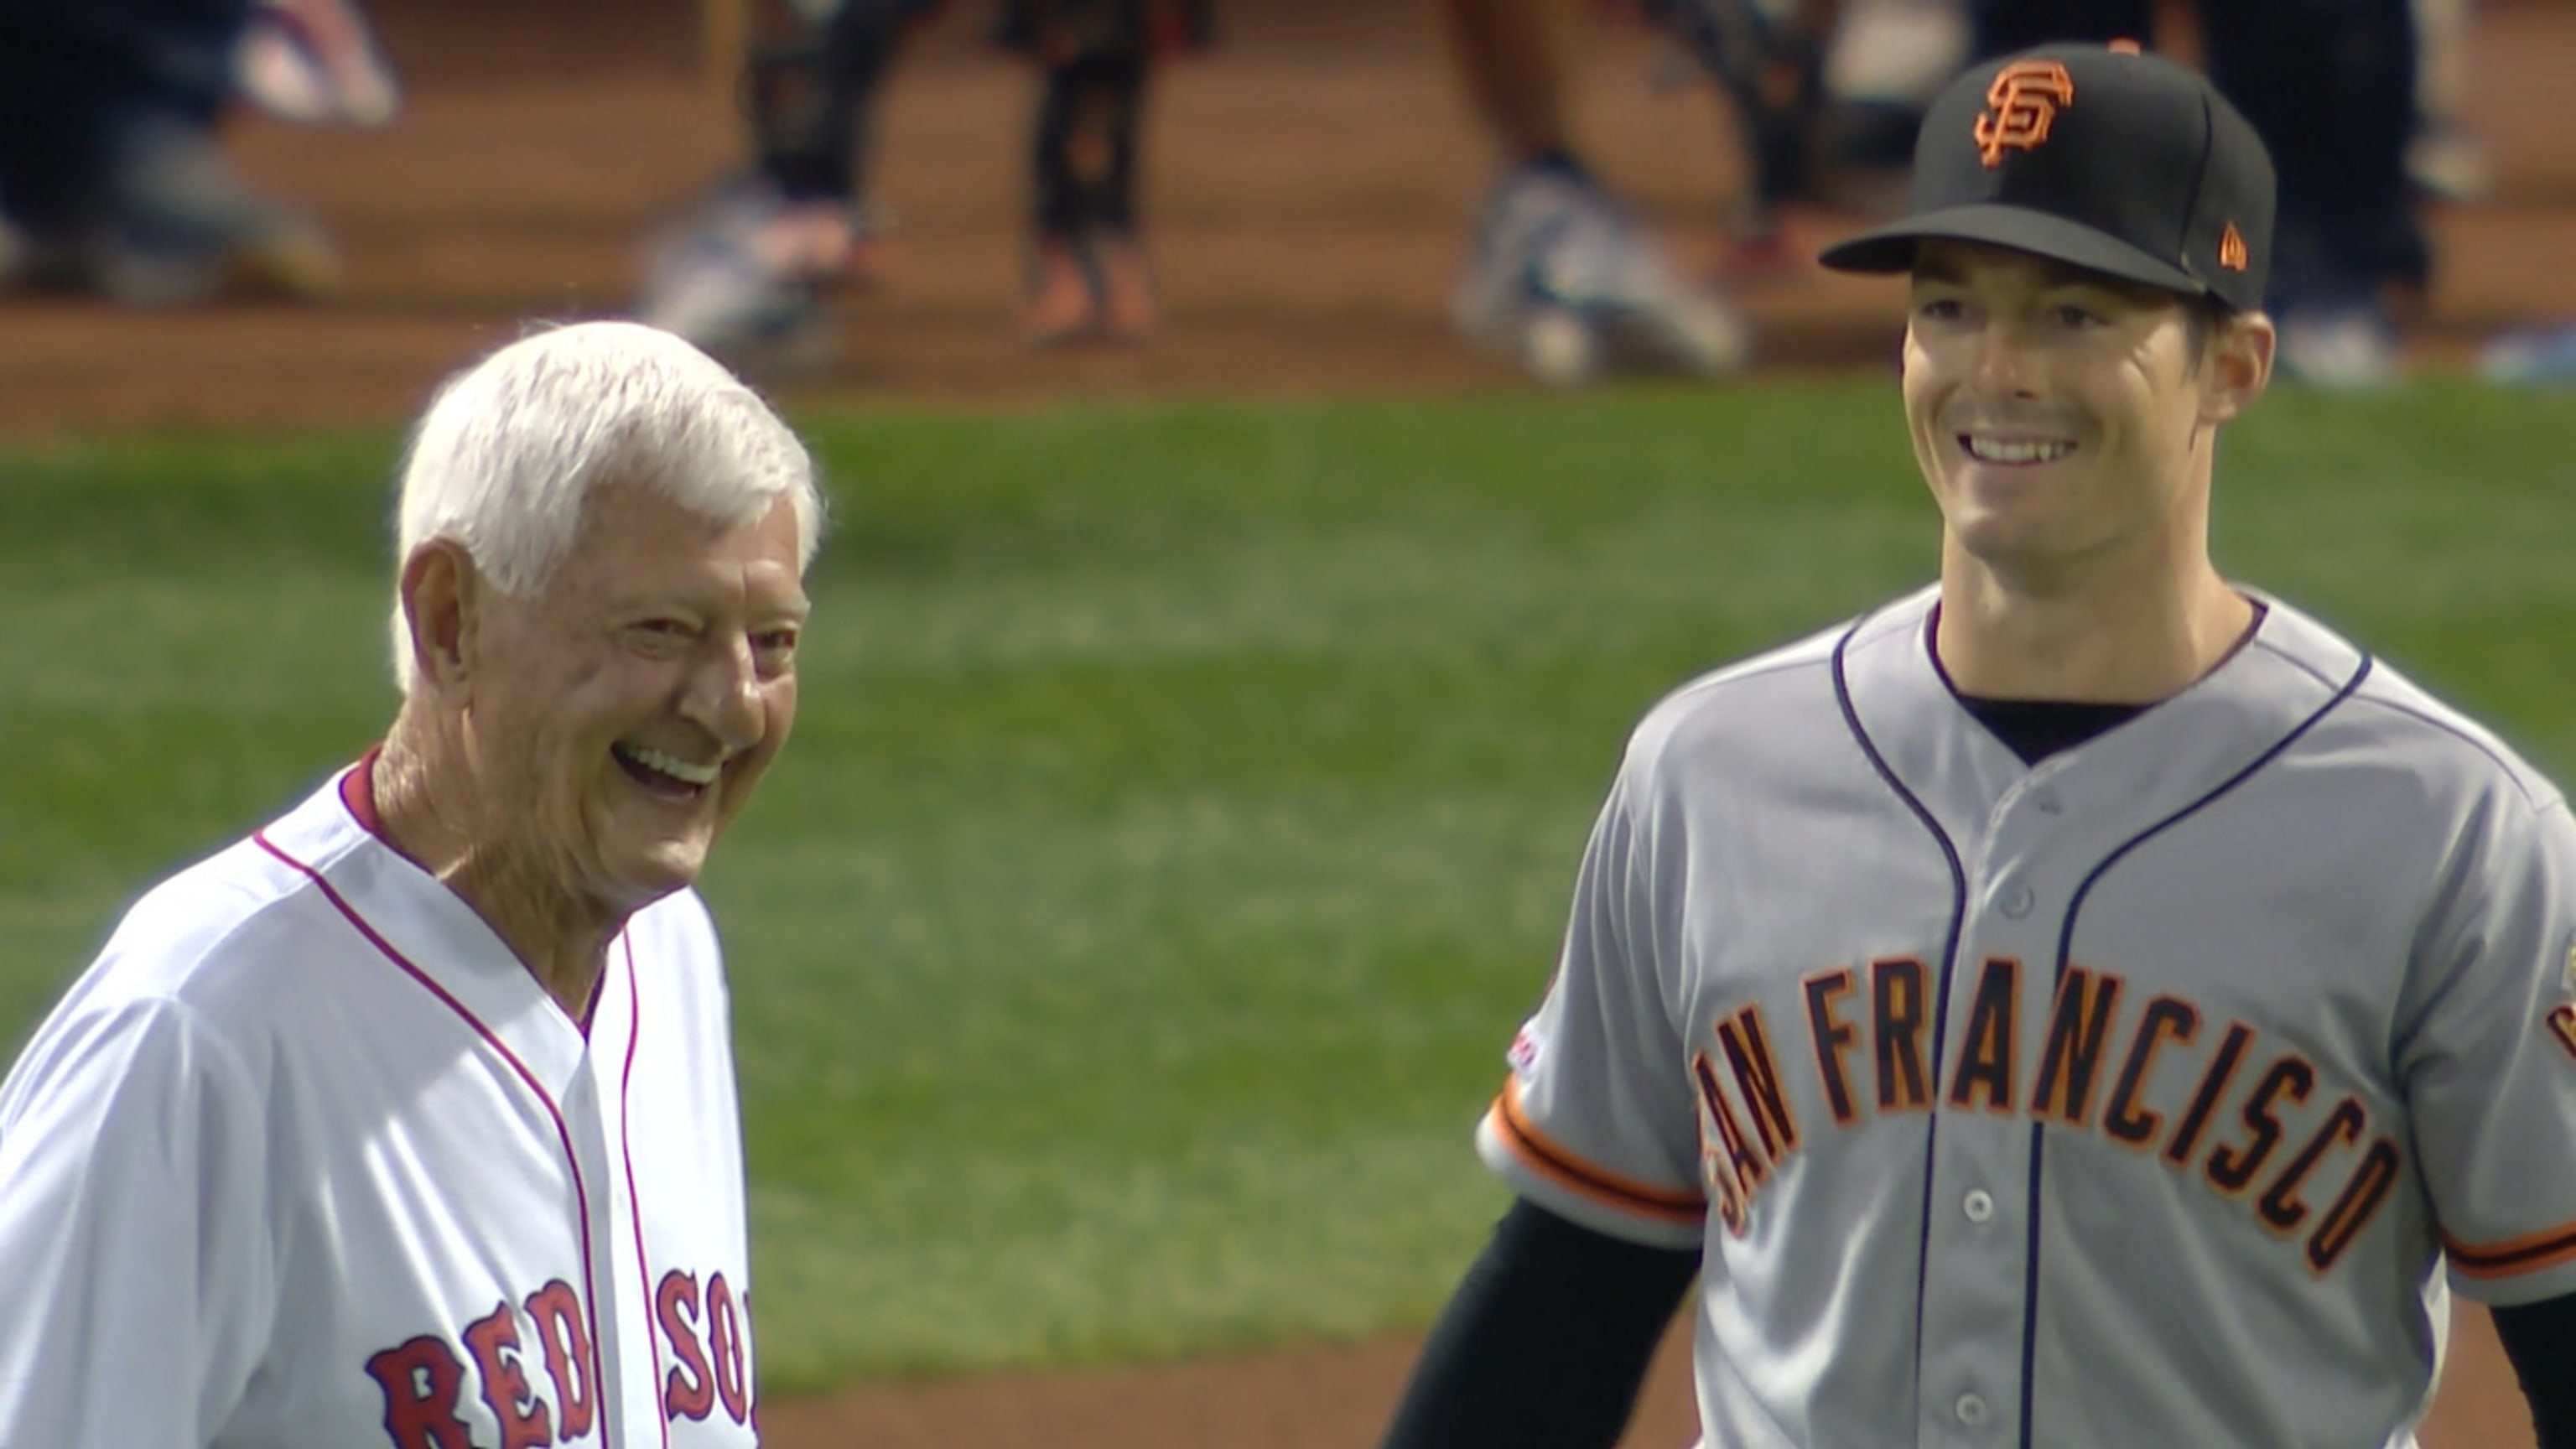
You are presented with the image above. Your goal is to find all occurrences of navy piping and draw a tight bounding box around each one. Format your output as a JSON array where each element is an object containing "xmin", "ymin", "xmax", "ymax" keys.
[
  {"xmin": 2013, "ymin": 653, "xmax": 2374, "ymax": 1448},
  {"xmin": 1831, "ymin": 614, "xmax": 1971, "ymax": 1434}
]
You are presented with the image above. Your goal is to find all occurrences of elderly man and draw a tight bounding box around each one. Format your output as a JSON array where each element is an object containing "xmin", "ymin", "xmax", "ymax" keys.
[{"xmin": 0, "ymin": 320, "xmax": 823, "ymax": 1446}]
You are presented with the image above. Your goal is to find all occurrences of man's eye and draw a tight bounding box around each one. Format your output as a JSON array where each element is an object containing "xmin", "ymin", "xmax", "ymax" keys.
[{"xmin": 2055, "ymin": 304, "xmax": 2104, "ymax": 328}]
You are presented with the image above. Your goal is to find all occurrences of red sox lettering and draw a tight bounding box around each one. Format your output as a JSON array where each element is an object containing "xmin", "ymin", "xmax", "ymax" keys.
[
  {"xmin": 657, "ymin": 1268, "xmax": 755, "ymax": 1424},
  {"xmin": 1689, "ymin": 957, "xmax": 2404, "ymax": 1274},
  {"xmin": 366, "ymin": 1270, "xmax": 752, "ymax": 1447}
]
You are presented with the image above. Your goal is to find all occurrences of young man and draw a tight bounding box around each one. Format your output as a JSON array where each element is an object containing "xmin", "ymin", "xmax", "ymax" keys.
[
  {"xmin": 0, "ymin": 320, "xmax": 823, "ymax": 1446},
  {"xmin": 1382, "ymin": 43, "xmax": 2576, "ymax": 1449}
]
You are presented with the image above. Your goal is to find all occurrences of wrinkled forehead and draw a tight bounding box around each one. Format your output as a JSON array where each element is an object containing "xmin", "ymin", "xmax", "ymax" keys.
[{"xmin": 551, "ymin": 483, "xmax": 806, "ymax": 597}]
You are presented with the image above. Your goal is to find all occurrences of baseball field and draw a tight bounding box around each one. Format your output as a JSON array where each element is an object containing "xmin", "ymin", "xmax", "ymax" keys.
[{"xmin": 3, "ymin": 2, "xmax": 2573, "ymax": 1446}]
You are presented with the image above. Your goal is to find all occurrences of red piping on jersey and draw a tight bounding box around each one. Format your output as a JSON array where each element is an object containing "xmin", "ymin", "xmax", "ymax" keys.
[
  {"xmin": 617, "ymin": 932, "xmax": 677, "ymax": 1449},
  {"xmin": 1488, "ymin": 1076, "xmax": 1707, "ymax": 1228},
  {"xmin": 2445, "ymin": 1220, "xmax": 2576, "ymax": 1280},
  {"xmin": 335, "ymin": 755, "xmax": 609, "ymax": 1038},
  {"xmin": 251, "ymin": 829, "xmax": 613, "ymax": 1443}
]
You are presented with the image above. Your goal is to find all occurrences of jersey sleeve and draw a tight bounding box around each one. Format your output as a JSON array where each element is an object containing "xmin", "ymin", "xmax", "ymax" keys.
[
  {"xmin": 0, "ymin": 994, "xmax": 278, "ymax": 1444},
  {"xmin": 2401, "ymin": 791, "xmax": 2576, "ymax": 1305},
  {"xmin": 1477, "ymin": 754, "xmax": 1709, "ymax": 1249}
]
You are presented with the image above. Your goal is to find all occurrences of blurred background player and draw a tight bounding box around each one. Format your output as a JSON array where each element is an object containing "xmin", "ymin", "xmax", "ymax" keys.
[
  {"xmin": 1441, "ymin": 0, "xmax": 1777, "ymax": 384},
  {"xmin": 1964, "ymin": 0, "xmax": 2427, "ymax": 387},
  {"xmin": 1441, "ymin": 0, "xmax": 1974, "ymax": 385},
  {"xmin": 999, "ymin": 0, "xmax": 1213, "ymax": 343},
  {"xmin": 2406, "ymin": 0, "xmax": 2486, "ymax": 204},
  {"xmin": 0, "ymin": 0, "xmax": 387, "ymax": 304},
  {"xmin": 636, "ymin": 0, "xmax": 1211, "ymax": 358}
]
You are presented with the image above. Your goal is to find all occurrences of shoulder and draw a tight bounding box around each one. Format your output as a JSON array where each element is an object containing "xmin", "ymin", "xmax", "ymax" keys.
[
  {"xmin": 0, "ymin": 836, "xmax": 308, "ymax": 1136},
  {"xmin": 1619, "ymin": 591, "xmax": 1921, "ymax": 784},
  {"xmin": 2259, "ymin": 597, "xmax": 2566, "ymax": 821},
  {"xmin": 2341, "ymin": 665, "xmax": 2563, "ymax": 816},
  {"xmin": 16, "ymin": 774, "xmax": 376, "ymax": 1067}
]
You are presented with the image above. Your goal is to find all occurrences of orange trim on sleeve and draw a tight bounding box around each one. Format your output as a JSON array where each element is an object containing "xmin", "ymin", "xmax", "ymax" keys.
[
  {"xmin": 2444, "ymin": 1218, "xmax": 2576, "ymax": 1280},
  {"xmin": 1488, "ymin": 1076, "xmax": 1706, "ymax": 1228}
]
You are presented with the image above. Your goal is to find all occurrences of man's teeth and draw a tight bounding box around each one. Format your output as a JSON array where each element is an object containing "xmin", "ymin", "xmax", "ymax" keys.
[
  {"xmin": 1965, "ymin": 435, "xmax": 2075, "ymax": 464},
  {"xmin": 618, "ymin": 745, "xmax": 719, "ymax": 786}
]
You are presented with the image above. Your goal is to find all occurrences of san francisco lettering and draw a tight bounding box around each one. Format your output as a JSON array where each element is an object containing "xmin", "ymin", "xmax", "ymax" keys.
[{"xmin": 1693, "ymin": 957, "xmax": 2402, "ymax": 1274}]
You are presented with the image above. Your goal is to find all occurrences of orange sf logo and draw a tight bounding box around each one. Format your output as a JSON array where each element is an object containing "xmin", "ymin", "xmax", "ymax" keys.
[{"xmin": 1974, "ymin": 60, "xmax": 2077, "ymax": 169}]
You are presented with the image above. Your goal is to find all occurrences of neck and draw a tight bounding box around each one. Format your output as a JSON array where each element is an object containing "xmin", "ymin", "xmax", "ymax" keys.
[
  {"xmin": 371, "ymin": 716, "xmax": 621, "ymax": 1019},
  {"xmin": 1935, "ymin": 543, "xmax": 2254, "ymax": 704}
]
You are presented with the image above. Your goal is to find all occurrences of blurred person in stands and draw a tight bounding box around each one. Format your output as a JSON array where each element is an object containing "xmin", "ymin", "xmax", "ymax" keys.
[
  {"xmin": 1440, "ymin": 0, "xmax": 1766, "ymax": 386},
  {"xmin": 1440, "ymin": 0, "xmax": 1966, "ymax": 387},
  {"xmin": 0, "ymin": 0, "xmax": 392, "ymax": 304},
  {"xmin": 2407, "ymin": 0, "xmax": 2486, "ymax": 204},
  {"xmin": 641, "ymin": 0, "xmax": 1865, "ymax": 383},
  {"xmin": 636, "ymin": 0, "xmax": 1211, "ymax": 357}
]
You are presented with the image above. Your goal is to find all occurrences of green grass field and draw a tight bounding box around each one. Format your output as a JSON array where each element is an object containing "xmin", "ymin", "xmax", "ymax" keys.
[{"xmin": 4, "ymin": 381, "xmax": 2574, "ymax": 1389}]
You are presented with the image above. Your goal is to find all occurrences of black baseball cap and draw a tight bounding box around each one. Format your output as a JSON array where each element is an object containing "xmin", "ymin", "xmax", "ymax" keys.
[{"xmin": 1818, "ymin": 42, "xmax": 2277, "ymax": 312}]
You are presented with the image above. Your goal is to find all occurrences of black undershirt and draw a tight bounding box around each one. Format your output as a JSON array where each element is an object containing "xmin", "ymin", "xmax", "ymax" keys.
[
  {"xmin": 2495, "ymin": 1295, "xmax": 2576, "ymax": 1447},
  {"xmin": 1955, "ymin": 694, "xmax": 2148, "ymax": 766},
  {"xmin": 1929, "ymin": 593, "xmax": 2263, "ymax": 765},
  {"xmin": 1379, "ymin": 1199, "xmax": 1697, "ymax": 1449}
]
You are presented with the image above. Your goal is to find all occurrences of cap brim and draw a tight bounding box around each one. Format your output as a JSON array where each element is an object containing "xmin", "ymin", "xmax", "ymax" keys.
[{"xmin": 1816, "ymin": 204, "xmax": 2207, "ymax": 298}]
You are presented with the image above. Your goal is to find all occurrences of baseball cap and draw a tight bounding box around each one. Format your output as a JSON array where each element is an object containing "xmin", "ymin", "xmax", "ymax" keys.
[{"xmin": 1817, "ymin": 41, "xmax": 2277, "ymax": 312}]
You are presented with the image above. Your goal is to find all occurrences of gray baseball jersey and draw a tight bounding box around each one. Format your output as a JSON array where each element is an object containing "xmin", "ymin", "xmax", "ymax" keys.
[
  {"xmin": 0, "ymin": 762, "xmax": 761, "ymax": 1447},
  {"xmin": 1480, "ymin": 586, "xmax": 2576, "ymax": 1448}
]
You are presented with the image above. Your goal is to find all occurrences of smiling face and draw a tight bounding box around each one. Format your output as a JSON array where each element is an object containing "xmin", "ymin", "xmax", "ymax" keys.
[
  {"xmin": 1902, "ymin": 240, "xmax": 2268, "ymax": 591},
  {"xmin": 460, "ymin": 482, "xmax": 808, "ymax": 916}
]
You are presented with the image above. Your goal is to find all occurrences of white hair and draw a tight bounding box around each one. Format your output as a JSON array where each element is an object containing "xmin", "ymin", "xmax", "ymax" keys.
[{"xmin": 388, "ymin": 320, "xmax": 825, "ymax": 693}]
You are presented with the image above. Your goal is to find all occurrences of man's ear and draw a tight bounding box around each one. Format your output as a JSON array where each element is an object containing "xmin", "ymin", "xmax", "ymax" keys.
[
  {"xmin": 2202, "ymin": 310, "xmax": 2276, "ymax": 426},
  {"xmin": 397, "ymin": 541, "xmax": 478, "ymax": 690}
]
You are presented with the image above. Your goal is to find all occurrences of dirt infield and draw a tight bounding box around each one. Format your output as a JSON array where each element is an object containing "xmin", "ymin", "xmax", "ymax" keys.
[
  {"xmin": 763, "ymin": 1302, "xmax": 2536, "ymax": 1449},
  {"xmin": 3, "ymin": 2, "xmax": 2565, "ymax": 1443}
]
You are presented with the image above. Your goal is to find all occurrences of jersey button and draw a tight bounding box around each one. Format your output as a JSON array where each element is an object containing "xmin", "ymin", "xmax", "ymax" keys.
[
  {"xmin": 2033, "ymin": 788, "xmax": 2063, "ymax": 815},
  {"xmin": 1955, "ymin": 1393, "xmax": 1991, "ymax": 1427},
  {"xmin": 2000, "ymin": 886, "xmax": 2035, "ymax": 918},
  {"xmin": 1963, "ymin": 1189, "xmax": 1995, "ymax": 1223}
]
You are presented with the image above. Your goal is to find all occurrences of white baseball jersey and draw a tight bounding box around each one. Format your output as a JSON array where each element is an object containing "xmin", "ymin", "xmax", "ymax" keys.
[
  {"xmin": 0, "ymin": 761, "xmax": 762, "ymax": 1449},
  {"xmin": 1480, "ymin": 585, "xmax": 2576, "ymax": 1448}
]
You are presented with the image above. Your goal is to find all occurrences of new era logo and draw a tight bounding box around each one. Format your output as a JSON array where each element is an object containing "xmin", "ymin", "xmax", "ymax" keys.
[
  {"xmin": 1974, "ymin": 60, "xmax": 2076, "ymax": 169},
  {"xmin": 2218, "ymin": 221, "xmax": 2249, "ymax": 273}
]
